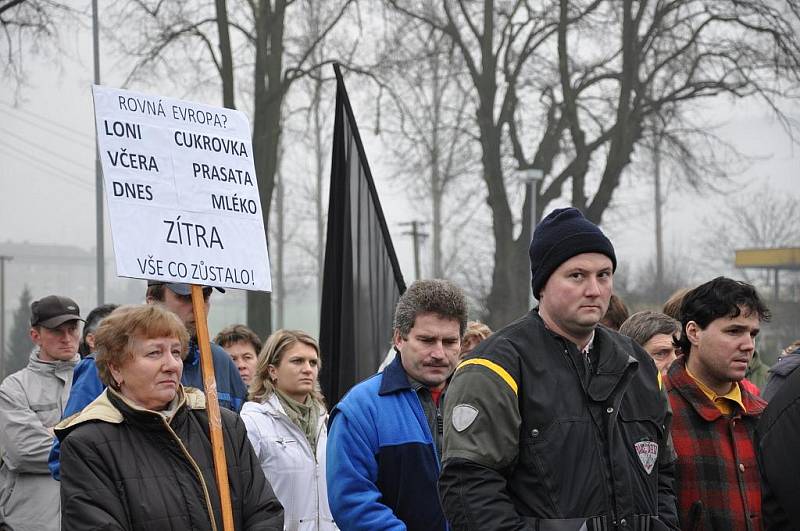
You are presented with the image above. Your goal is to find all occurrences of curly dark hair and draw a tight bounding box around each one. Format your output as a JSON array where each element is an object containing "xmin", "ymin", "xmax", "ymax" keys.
[{"xmin": 678, "ymin": 277, "xmax": 770, "ymax": 356}]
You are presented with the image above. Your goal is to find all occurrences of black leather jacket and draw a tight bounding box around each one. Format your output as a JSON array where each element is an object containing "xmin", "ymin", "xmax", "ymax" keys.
[{"xmin": 440, "ymin": 310, "xmax": 679, "ymax": 531}]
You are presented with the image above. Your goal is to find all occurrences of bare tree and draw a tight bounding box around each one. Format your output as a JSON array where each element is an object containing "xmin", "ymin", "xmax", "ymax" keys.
[
  {"xmin": 280, "ymin": 0, "xmax": 346, "ymax": 306},
  {"xmin": 704, "ymin": 185, "xmax": 800, "ymax": 292},
  {"xmin": 107, "ymin": 0, "xmax": 356, "ymax": 336},
  {"xmin": 385, "ymin": 0, "xmax": 800, "ymax": 327},
  {"xmin": 375, "ymin": 16, "xmax": 478, "ymax": 279},
  {"xmin": 0, "ymin": 0, "xmax": 76, "ymax": 92}
]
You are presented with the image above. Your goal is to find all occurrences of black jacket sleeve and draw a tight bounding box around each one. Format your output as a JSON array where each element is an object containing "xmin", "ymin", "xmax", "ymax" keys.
[
  {"xmin": 439, "ymin": 362, "xmax": 529, "ymax": 530},
  {"xmin": 756, "ymin": 365, "xmax": 800, "ymax": 531},
  {"xmin": 60, "ymin": 428, "xmax": 128, "ymax": 531},
  {"xmin": 656, "ymin": 391, "xmax": 680, "ymax": 530}
]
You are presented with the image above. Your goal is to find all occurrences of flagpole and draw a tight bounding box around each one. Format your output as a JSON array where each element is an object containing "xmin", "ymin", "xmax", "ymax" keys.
[{"xmin": 191, "ymin": 285, "xmax": 234, "ymax": 531}]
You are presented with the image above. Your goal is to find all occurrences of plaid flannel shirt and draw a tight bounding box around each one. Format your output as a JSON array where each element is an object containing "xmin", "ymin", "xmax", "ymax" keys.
[{"xmin": 665, "ymin": 356, "xmax": 766, "ymax": 531}]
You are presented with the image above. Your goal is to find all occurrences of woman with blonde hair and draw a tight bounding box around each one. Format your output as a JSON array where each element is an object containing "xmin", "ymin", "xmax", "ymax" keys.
[{"xmin": 241, "ymin": 330, "xmax": 336, "ymax": 530}]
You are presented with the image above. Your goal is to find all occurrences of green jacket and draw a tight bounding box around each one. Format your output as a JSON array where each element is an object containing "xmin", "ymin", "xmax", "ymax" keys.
[{"xmin": 746, "ymin": 351, "xmax": 770, "ymax": 390}]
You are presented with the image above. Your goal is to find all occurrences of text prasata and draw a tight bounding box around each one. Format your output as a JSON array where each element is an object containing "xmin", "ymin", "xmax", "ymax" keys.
[{"xmin": 192, "ymin": 162, "xmax": 254, "ymax": 186}]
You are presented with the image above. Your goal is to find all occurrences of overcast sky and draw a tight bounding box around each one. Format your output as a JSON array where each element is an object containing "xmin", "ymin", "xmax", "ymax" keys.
[{"xmin": 1, "ymin": 10, "xmax": 798, "ymax": 301}]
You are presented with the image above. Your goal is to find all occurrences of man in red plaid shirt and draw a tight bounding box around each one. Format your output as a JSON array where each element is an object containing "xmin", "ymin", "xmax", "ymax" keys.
[{"xmin": 664, "ymin": 277, "xmax": 769, "ymax": 530}]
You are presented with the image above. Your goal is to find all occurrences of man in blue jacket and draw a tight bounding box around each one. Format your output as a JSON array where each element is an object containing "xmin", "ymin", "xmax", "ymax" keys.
[
  {"xmin": 49, "ymin": 281, "xmax": 247, "ymax": 479},
  {"xmin": 326, "ymin": 279, "xmax": 468, "ymax": 531}
]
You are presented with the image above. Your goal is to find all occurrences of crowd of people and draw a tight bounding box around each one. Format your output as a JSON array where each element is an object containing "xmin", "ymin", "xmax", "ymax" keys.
[{"xmin": 0, "ymin": 206, "xmax": 799, "ymax": 530}]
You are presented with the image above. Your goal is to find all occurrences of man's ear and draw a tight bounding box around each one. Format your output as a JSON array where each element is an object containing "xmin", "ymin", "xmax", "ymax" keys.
[
  {"xmin": 86, "ymin": 332, "xmax": 97, "ymax": 351},
  {"xmin": 29, "ymin": 327, "xmax": 40, "ymax": 346},
  {"xmin": 685, "ymin": 321, "xmax": 701, "ymax": 347},
  {"xmin": 392, "ymin": 329, "xmax": 403, "ymax": 349}
]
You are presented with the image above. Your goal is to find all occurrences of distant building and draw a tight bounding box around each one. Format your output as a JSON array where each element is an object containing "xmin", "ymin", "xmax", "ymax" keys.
[{"xmin": 0, "ymin": 240, "xmax": 320, "ymax": 358}]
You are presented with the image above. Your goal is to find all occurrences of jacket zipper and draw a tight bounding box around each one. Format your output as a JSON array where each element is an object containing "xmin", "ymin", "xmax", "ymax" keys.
[
  {"xmin": 162, "ymin": 418, "xmax": 219, "ymax": 531},
  {"xmin": 561, "ymin": 340, "xmax": 618, "ymax": 523},
  {"xmin": 314, "ymin": 417, "xmax": 324, "ymax": 528},
  {"xmin": 412, "ymin": 391, "xmax": 440, "ymax": 467}
]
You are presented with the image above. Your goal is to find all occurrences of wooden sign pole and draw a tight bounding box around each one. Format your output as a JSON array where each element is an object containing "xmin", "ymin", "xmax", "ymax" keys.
[{"xmin": 190, "ymin": 284, "xmax": 235, "ymax": 531}]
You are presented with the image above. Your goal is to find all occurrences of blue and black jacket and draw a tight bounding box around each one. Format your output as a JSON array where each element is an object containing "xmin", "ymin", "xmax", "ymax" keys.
[
  {"xmin": 48, "ymin": 341, "xmax": 246, "ymax": 479},
  {"xmin": 326, "ymin": 354, "xmax": 447, "ymax": 531}
]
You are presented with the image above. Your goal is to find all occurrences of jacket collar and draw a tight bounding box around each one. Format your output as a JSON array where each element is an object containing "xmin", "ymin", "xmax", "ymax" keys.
[
  {"xmin": 379, "ymin": 350, "xmax": 414, "ymax": 396},
  {"xmin": 534, "ymin": 311, "xmax": 637, "ymax": 402},
  {"xmin": 56, "ymin": 388, "xmax": 125, "ymax": 437},
  {"xmin": 54, "ymin": 385, "xmax": 206, "ymax": 440},
  {"xmin": 769, "ymin": 348, "xmax": 800, "ymax": 377},
  {"xmin": 666, "ymin": 356, "xmax": 766, "ymax": 421},
  {"xmin": 27, "ymin": 348, "xmax": 79, "ymax": 374},
  {"xmin": 257, "ymin": 392, "xmax": 327, "ymax": 422}
]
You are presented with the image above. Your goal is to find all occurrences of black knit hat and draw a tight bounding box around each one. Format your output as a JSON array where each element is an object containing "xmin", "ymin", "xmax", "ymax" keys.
[{"xmin": 529, "ymin": 207, "xmax": 617, "ymax": 297}]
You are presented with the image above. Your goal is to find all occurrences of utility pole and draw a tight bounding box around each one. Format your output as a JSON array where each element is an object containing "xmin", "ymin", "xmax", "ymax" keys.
[
  {"xmin": 400, "ymin": 221, "xmax": 429, "ymax": 280},
  {"xmin": 93, "ymin": 0, "xmax": 104, "ymax": 305},
  {"xmin": 653, "ymin": 128, "xmax": 665, "ymax": 303},
  {"xmin": 0, "ymin": 255, "xmax": 12, "ymax": 381},
  {"xmin": 774, "ymin": 269, "xmax": 780, "ymax": 303}
]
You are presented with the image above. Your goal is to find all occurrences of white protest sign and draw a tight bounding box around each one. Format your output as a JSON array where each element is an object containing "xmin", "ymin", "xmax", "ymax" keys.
[{"xmin": 92, "ymin": 85, "xmax": 271, "ymax": 292}]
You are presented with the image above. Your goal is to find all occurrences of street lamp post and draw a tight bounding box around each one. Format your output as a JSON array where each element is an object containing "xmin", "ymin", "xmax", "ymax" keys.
[
  {"xmin": 522, "ymin": 168, "xmax": 544, "ymax": 241},
  {"xmin": 521, "ymin": 168, "xmax": 544, "ymax": 308}
]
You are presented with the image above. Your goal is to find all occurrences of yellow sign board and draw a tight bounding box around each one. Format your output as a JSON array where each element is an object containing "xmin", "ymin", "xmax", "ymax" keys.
[{"xmin": 735, "ymin": 247, "xmax": 800, "ymax": 269}]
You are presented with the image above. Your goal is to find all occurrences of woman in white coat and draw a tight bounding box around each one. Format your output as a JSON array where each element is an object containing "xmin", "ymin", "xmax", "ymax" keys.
[{"xmin": 241, "ymin": 329, "xmax": 337, "ymax": 531}]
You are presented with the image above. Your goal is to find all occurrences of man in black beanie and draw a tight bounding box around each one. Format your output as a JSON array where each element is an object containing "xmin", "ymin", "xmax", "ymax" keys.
[{"xmin": 440, "ymin": 207, "xmax": 679, "ymax": 531}]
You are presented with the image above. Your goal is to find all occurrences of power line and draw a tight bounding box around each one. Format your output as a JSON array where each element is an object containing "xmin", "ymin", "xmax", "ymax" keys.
[
  {"xmin": 0, "ymin": 146, "xmax": 94, "ymax": 190},
  {"xmin": 0, "ymin": 144, "xmax": 95, "ymax": 191},
  {"xmin": 0, "ymin": 127, "xmax": 94, "ymax": 174},
  {"xmin": 0, "ymin": 100, "xmax": 95, "ymax": 142},
  {"xmin": 0, "ymin": 142, "xmax": 94, "ymax": 188},
  {"xmin": 0, "ymin": 108, "xmax": 95, "ymax": 151}
]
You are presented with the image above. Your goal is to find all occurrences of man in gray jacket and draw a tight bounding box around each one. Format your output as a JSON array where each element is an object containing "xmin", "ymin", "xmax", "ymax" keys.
[{"xmin": 0, "ymin": 295, "xmax": 82, "ymax": 531}]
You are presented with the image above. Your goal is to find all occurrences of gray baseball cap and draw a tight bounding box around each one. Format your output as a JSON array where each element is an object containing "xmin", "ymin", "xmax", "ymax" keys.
[{"xmin": 146, "ymin": 281, "xmax": 225, "ymax": 295}]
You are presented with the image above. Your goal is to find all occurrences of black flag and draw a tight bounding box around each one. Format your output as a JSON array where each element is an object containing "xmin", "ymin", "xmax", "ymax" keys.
[{"xmin": 319, "ymin": 64, "xmax": 406, "ymax": 405}]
